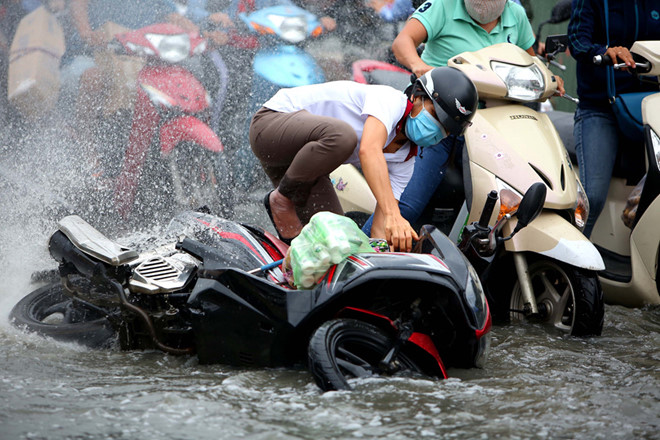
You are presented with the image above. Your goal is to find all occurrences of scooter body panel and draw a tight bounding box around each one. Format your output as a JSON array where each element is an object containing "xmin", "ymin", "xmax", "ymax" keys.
[
  {"xmin": 160, "ymin": 115, "xmax": 224, "ymax": 155},
  {"xmin": 138, "ymin": 65, "xmax": 208, "ymax": 114},
  {"xmin": 330, "ymin": 164, "xmax": 376, "ymax": 213},
  {"xmin": 501, "ymin": 212, "xmax": 604, "ymax": 271},
  {"xmin": 253, "ymin": 46, "xmax": 325, "ymax": 87},
  {"xmin": 599, "ymin": 238, "xmax": 659, "ymax": 307},
  {"xmin": 464, "ymin": 108, "xmax": 577, "ymax": 210}
]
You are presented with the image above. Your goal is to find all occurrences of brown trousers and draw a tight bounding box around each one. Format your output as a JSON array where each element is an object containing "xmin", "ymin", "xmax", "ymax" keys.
[{"xmin": 249, "ymin": 107, "xmax": 358, "ymax": 223}]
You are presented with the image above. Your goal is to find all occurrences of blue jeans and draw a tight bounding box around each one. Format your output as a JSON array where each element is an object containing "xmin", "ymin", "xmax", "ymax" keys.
[
  {"xmin": 573, "ymin": 107, "xmax": 620, "ymax": 238},
  {"xmin": 362, "ymin": 135, "xmax": 460, "ymax": 235}
]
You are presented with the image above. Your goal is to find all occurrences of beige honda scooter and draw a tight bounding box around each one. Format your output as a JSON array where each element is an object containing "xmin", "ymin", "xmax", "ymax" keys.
[
  {"xmin": 586, "ymin": 42, "xmax": 660, "ymax": 307},
  {"xmin": 334, "ymin": 41, "xmax": 606, "ymax": 336}
]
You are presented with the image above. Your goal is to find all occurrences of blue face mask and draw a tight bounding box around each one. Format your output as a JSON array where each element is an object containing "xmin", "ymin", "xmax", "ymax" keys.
[{"xmin": 404, "ymin": 100, "xmax": 448, "ymax": 148}]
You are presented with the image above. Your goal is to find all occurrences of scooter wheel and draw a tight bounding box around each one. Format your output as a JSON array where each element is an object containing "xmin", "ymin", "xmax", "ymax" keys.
[
  {"xmin": 509, "ymin": 258, "xmax": 604, "ymax": 337},
  {"xmin": 9, "ymin": 283, "xmax": 116, "ymax": 348},
  {"xmin": 307, "ymin": 318, "xmax": 423, "ymax": 391}
]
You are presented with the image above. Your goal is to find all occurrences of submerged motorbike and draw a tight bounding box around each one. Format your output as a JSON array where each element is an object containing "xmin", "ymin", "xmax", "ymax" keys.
[
  {"xmin": 333, "ymin": 43, "xmax": 606, "ymax": 336},
  {"xmin": 89, "ymin": 22, "xmax": 232, "ymax": 221},
  {"xmin": 588, "ymin": 43, "xmax": 660, "ymax": 307},
  {"xmin": 10, "ymin": 211, "xmax": 492, "ymax": 391}
]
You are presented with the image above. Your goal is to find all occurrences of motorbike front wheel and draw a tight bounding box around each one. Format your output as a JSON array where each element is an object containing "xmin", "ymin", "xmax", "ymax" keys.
[
  {"xmin": 9, "ymin": 283, "xmax": 117, "ymax": 347},
  {"xmin": 509, "ymin": 258, "xmax": 604, "ymax": 336},
  {"xmin": 308, "ymin": 319, "xmax": 424, "ymax": 391}
]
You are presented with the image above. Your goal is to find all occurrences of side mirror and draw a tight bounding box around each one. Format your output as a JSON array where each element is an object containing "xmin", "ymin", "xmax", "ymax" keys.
[
  {"xmin": 513, "ymin": 182, "xmax": 547, "ymax": 234},
  {"xmin": 544, "ymin": 34, "xmax": 569, "ymax": 57}
]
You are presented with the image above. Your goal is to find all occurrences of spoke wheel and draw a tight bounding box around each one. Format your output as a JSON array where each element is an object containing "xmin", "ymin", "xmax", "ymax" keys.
[
  {"xmin": 10, "ymin": 283, "xmax": 116, "ymax": 347},
  {"xmin": 308, "ymin": 319, "xmax": 423, "ymax": 391},
  {"xmin": 510, "ymin": 258, "xmax": 604, "ymax": 336}
]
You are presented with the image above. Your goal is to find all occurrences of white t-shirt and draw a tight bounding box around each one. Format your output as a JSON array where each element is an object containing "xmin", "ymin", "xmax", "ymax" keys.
[{"xmin": 263, "ymin": 81, "xmax": 415, "ymax": 200}]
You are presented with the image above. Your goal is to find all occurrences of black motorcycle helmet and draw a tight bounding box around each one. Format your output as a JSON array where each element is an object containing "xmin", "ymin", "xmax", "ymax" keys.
[{"xmin": 408, "ymin": 66, "xmax": 478, "ymax": 135}]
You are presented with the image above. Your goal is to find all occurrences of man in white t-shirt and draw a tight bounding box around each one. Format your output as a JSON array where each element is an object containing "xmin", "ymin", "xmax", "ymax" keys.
[{"xmin": 249, "ymin": 66, "xmax": 477, "ymax": 251}]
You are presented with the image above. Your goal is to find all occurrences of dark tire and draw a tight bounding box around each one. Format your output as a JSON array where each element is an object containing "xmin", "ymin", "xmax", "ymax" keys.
[
  {"xmin": 167, "ymin": 142, "xmax": 234, "ymax": 219},
  {"xmin": 308, "ymin": 319, "xmax": 424, "ymax": 391},
  {"xmin": 9, "ymin": 283, "xmax": 116, "ymax": 348},
  {"xmin": 509, "ymin": 258, "xmax": 604, "ymax": 336}
]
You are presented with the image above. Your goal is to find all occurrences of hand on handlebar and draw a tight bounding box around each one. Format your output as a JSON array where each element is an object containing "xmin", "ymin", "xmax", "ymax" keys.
[
  {"xmin": 605, "ymin": 46, "xmax": 636, "ymax": 70},
  {"xmin": 554, "ymin": 74, "xmax": 566, "ymax": 96},
  {"xmin": 384, "ymin": 213, "xmax": 419, "ymax": 252}
]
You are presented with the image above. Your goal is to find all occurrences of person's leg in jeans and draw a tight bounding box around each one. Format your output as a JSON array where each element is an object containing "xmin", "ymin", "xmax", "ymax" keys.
[
  {"xmin": 250, "ymin": 108, "xmax": 357, "ymax": 238},
  {"xmin": 362, "ymin": 135, "xmax": 458, "ymax": 235},
  {"xmin": 573, "ymin": 107, "xmax": 619, "ymax": 237}
]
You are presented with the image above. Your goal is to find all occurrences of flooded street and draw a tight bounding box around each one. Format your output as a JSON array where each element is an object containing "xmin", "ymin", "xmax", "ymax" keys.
[
  {"xmin": 1, "ymin": 302, "xmax": 658, "ymax": 439},
  {"xmin": 0, "ymin": 124, "xmax": 658, "ymax": 440}
]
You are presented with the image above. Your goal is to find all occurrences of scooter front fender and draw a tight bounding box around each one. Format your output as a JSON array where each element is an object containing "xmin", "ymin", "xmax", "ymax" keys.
[
  {"xmin": 160, "ymin": 116, "xmax": 224, "ymax": 155},
  {"xmin": 503, "ymin": 212, "xmax": 605, "ymax": 271}
]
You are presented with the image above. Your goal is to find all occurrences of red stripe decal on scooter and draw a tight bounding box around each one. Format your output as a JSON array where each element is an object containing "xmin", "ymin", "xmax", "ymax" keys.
[
  {"xmin": 325, "ymin": 265, "xmax": 337, "ymax": 285},
  {"xmin": 475, "ymin": 300, "xmax": 492, "ymax": 338},
  {"xmin": 408, "ymin": 332, "xmax": 448, "ymax": 379},
  {"xmin": 195, "ymin": 218, "xmax": 267, "ymax": 264}
]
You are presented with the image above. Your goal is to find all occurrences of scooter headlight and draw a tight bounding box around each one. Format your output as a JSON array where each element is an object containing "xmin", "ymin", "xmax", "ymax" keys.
[
  {"xmin": 496, "ymin": 178, "xmax": 523, "ymax": 221},
  {"xmin": 574, "ymin": 179, "xmax": 589, "ymax": 231},
  {"xmin": 145, "ymin": 33, "xmax": 191, "ymax": 63},
  {"xmin": 491, "ymin": 61, "xmax": 545, "ymax": 101},
  {"xmin": 275, "ymin": 15, "xmax": 307, "ymax": 43},
  {"xmin": 651, "ymin": 127, "xmax": 660, "ymax": 171}
]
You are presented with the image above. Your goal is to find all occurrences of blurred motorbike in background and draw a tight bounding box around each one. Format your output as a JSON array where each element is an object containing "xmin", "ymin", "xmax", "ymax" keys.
[
  {"xmin": 228, "ymin": 4, "xmax": 326, "ymax": 188},
  {"xmin": 96, "ymin": 22, "xmax": 232, "ymax": 222},
  {"xmin": 57, "ymin": 21, "xmax": 235, "ymax": 224}
]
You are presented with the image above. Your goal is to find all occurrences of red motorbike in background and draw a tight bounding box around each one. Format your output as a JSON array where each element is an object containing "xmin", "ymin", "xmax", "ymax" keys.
[{"xmin": 90, "ymin": 22, "xmax": 232, "ymax": 222}]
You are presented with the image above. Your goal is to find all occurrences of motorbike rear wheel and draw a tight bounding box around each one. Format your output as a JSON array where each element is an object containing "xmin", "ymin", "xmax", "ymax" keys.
[
  {"xmin": 509, "ymin": 258, "xmax": 604, "ymax": 336},
  {"xmin": 9, "ymin": 283, "xmax": 116, "ymax": 347},
  {"xmin": 308, "ymin": 319, "xmax": 424, "ymax": 391},
  {"xmin": 167, "ymin": 142, "xmax": 234, "ymax": 218}
]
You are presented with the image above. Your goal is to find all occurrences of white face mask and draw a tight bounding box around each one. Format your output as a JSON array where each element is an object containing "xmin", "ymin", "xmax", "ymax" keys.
[{"xmin": 464, "ymin": 0, "xmax": 507, "ymax": 24}]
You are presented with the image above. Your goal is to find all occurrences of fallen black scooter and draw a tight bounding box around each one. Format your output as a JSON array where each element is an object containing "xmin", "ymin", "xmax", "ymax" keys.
[{"xmin": 10, "ymin": 210, "xmax": 491, "ymax": 391}]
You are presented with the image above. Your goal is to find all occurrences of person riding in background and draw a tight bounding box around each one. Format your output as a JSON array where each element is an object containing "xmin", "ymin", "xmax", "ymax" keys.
[
  {"xmin": 367, "ymin": 0, "xmax": 564, "ymax": 234},
  {"xmin": 567, "ymin": 0, "xmax": 660, "ymax": 237},
  {"xmin": 249, "ymin": 67, "xmax": 478, "ymax": 251}
]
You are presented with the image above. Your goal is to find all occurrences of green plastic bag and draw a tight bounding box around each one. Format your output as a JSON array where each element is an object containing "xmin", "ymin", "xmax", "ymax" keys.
[{"xmin": 285, "ymin": 212, "xmax": 374, "ymax": 289}]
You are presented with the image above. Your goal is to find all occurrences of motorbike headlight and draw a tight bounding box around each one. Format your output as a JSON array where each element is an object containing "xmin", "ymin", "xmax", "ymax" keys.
[
  {"xmin": 145, "ymin": 33, "xmax": 191, "ymax": 63},
  {"xmin": 491, "ymin": 61, "xmax": 545, "ymax": 101},
  {"xmin": 651, "ymin": 127, "xmax": 660, "ymax": 171},
  {"xmin": 496, "ymin": 178, "xmax": 523, "ymax": 221},
  {"xmin": 125, "ymin": 41, "xmax": 156, "ymax": 57},
  {"xmin": 269, "ymin": 14, "xmax": 307, "ymax": 43},
  {"xmin": 465, "ymin": 264, "xmax": 488, "ymax": 329},
  {"xmin": 574, "ymin": 179, "xmax": 589, "ymax": 231}
]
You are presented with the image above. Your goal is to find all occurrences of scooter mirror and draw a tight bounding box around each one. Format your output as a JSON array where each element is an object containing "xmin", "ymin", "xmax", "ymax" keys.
[
  {"xmin": 545, "ymin": 34, "xmax": 569, "ymax": 56},
  {"xmin": 513, "ymin": 182, "xmax": 547, "ymax": 234}
]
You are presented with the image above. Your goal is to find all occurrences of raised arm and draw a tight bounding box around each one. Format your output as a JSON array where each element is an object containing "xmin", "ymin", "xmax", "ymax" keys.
[{"xmin": 392, "ymin": 18, "xmax": 432, "ymax": 78}]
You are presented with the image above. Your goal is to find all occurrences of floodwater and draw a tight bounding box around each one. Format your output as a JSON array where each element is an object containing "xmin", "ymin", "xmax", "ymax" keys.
[
  {"xmin": 0, "ymin": 50, "xmax": 659, "ymax": 440},
  {"xmin": 0, "ymin": 124, "xmax": 658, "ymax": 440}
]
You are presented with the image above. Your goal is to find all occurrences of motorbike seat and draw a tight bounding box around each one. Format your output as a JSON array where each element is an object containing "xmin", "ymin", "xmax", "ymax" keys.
[{"xmin": 58, "ymin": 215, "xmax": 138, "ymax": 266}]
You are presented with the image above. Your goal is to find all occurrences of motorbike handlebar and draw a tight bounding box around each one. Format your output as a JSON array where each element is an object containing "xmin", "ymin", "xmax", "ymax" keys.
[
  {"xmin": 593, "ymin": 54, "xmax": 651, "ymax": 72},
  {"xmin": 478, "ymin": 191, "xmax": 499, "ymax": 229}
]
